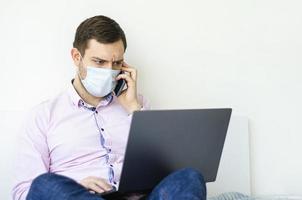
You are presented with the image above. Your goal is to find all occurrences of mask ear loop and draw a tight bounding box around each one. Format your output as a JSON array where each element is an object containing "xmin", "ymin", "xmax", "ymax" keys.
[{"xmin": 77, "ymin": 53, "xmax": 86, "ymax": 81}]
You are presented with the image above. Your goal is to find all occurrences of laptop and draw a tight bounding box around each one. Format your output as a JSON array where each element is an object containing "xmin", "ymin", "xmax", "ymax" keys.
[{"xmin": 100, "ymin": 108, "xmax": 232, "ymax": 196}]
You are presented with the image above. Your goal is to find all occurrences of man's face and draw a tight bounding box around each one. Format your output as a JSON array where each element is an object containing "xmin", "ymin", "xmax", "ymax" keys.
[{"xmin": 74, "ymin": 39, "xmax": 125, "ymax": 79}]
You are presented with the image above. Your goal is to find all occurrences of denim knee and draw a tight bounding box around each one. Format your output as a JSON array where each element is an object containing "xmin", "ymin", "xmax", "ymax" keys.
[
  {"xmin": 178, "ymin": 168, "xmax": 207, "ymax": 197},
  {"xmin": 176, "ymin": 167, "xmax": 205, "ymax": 184},
  {"xmin": 27, "ymin": 173, "xmax": 56, "ymax": 199},
  {"xmin": 148, "ymin": 168, "xmax": 207, "ymax": 200},
  {"xmin": 32, "ymin": 173, "xmax": 52, "ymax": 186},
  {"xmin": 30, "ymin": 173, "xmax": 65, "ymax": 191}
]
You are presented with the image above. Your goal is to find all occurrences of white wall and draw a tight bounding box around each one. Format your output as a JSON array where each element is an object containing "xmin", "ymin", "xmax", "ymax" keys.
[{"xmin": 0, "ymin": 0, "xmax": 301, "ymax": 196}]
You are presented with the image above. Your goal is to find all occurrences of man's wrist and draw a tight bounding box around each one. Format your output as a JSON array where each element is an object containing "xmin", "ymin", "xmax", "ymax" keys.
[{"xmin": 128, "ymin": 101, "xmax": 142, "ymax": 114}]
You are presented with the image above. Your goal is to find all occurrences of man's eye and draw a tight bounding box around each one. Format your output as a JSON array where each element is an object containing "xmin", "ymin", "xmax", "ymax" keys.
[
  {"xmin": 113, "ymin": 61, "xmax": 122, "ymax": 66},
  {"xmin": 95, "ymin": 60, "xmax": 105, "ymax": 65}
]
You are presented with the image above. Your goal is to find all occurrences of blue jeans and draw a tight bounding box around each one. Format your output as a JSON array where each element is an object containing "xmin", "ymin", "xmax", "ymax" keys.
[{"xmin": 26, "ymin": 168, "xmax": 207, "ymax": 200}]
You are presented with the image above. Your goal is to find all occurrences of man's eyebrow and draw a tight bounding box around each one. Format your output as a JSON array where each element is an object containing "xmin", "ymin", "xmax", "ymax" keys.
[
  {"xmin": 91, "ymin": 57, "xmax": 107, "ymax": 61},
  {"xmin": 91, "ymin": 57, "xmax": 124, "ymax": 62}
]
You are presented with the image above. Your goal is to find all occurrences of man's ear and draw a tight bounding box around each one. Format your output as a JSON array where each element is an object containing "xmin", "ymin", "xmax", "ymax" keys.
[{"xmin": 71, "ymin": 48, "xmax": 81, "ymax": 67}]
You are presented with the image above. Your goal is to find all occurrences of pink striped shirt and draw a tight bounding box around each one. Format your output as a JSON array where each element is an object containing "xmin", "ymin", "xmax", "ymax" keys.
[{"xmin": 12, "ymin": 81, "xmax": 149, "ymax": 200}]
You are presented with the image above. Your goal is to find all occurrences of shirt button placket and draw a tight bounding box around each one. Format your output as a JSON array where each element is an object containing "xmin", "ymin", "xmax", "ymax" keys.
[{"xmin": 93, "ymin": 110, "xmax": 114, "ymax": 184}]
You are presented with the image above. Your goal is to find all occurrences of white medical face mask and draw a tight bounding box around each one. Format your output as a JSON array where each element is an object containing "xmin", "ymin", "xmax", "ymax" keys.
[{"xmin": 78, "ymin": 57, "xmax": 121, "ymax": 97}]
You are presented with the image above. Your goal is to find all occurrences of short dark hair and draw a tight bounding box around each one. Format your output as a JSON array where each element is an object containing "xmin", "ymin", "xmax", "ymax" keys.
[{"xmin": 73, "ymin": 15, "xmax": 127, "ymax": 56}]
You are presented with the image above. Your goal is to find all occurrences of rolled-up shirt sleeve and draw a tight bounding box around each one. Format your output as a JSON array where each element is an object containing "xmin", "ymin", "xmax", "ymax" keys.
[
  {"xmin": 11, "ymin": 103, "xmax": 50, "ymax": 200},
  {"xmin": 138, "ymin": 94, "xmax": 151, "ymax": 111}
]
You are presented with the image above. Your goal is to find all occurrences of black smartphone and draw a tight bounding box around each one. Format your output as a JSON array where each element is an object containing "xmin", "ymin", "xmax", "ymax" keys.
[{"xmin": 114, "ymin": 71, "xmax": 127, "ymax": 96}]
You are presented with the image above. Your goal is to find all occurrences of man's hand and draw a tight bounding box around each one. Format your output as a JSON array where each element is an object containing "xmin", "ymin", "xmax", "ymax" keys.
[
  {"xmin": 79, "ymin": 176, "xmax": 112, "ymax": 194},
  {"xmin": 115, "ymin": 62, "xmax": 142, "ymax": 114}
]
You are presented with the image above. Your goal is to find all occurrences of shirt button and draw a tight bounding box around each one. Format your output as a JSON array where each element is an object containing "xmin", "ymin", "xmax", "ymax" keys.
[
  {"xmin": 113, "ymin": 181, "xmax": 117, "ymax": 185},
  {"xmin": 110, "ymin": 164, "xmax": 113, "ymax": 167},
  {"xmin": 101, "ymin": 128, "xmax": 104, "ymax": 131}
]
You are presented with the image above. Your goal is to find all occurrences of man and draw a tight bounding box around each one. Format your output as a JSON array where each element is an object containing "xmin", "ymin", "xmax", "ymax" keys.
[{"xmin": 12, "ymin": 15, "xmax": 207, "ymax": 200}]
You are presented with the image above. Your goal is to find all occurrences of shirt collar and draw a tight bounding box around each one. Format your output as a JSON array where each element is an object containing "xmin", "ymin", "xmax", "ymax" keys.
[{"xmin": 68, "ymin": 79, "xmax": 114, "ymax": 109}]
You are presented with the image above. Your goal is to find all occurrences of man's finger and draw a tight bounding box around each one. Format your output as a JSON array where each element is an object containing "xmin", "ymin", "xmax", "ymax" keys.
[
  {"xmin": 121, "ymin": 63, "xmax": 137, "ymax": 81},
  {"xmin": 121, "ymin": 67, "xmax": 137, "ymax": 81},
  {"xmin": 87, "ymin": 182, "xmax": 105, "ymax": 193},
  {"xmin": 122, "ymin": 61, "xmax": 130, "ymax": 68},
  {"xmin": 116, "ymin": 73, "xmax": 135, "ymax": 87},
  {"xmin": 92, "ymin": 177, "xmax": 112, "ymax": 191}
]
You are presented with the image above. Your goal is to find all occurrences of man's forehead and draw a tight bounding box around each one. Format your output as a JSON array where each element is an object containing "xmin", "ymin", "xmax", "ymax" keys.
[{"xmin": 85, "ymin": 39, "xmax": 124, "ymax": 60}]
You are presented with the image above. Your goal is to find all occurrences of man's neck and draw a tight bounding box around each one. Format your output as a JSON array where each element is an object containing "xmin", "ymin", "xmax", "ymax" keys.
[{"xmin": 72, "ymin": 76, "xmax": 103, "ymax": 107}]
